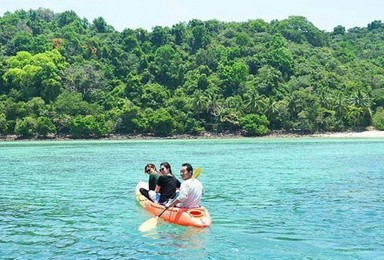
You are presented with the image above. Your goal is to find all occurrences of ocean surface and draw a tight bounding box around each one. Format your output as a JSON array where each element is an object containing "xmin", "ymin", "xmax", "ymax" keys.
[{"xmin": 1, "ymin": 138, "xmax": 383, "ymax": 259}]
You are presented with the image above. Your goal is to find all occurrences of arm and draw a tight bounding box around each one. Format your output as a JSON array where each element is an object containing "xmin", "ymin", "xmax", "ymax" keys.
[
  {"xmin": 166, "ymin": 182, "xmax": 189, "ymax": 208},
  {"xmin": 154, "ymin": 176, "xmax": 162, "ymax": 193},
  {"xmin": 166, "ymin": 198, "xmax": 180, "ymax": 208}
]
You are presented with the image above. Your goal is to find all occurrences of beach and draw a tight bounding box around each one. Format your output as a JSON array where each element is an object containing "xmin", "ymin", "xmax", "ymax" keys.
[
  {"xmin": 1, "ymin": 130, "xmax": 384, "ymax": 142},
  {"xmin": 311, "ymin": 130, "xmax": 384, "ymax": 138}
]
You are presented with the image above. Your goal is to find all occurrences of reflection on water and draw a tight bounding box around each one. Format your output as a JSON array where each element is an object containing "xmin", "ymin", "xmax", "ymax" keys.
[
  {"xmin": 142, "ymin": 223, "xmax": 209, "ymax": 248},
  {"xmin": 138, "ymin": 223, "xmax": 210, "ymax": 259}
]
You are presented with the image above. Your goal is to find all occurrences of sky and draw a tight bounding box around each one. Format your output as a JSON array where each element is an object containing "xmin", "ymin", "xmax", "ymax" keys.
[{"xmin": 0, "ymin": 0, "xmax": 383, "ymax": 32}]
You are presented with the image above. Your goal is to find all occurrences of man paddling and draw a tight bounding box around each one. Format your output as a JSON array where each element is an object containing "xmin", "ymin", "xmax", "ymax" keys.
[{"xmin": 165, "ymin": 163, "xmax": 204, "ymax": 208}]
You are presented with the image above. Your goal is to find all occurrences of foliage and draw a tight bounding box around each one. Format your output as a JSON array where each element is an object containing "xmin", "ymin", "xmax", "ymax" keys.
[
  {"xmin": 36, "ymin": 116, "xmax": 56, "ymax": 137},
  {"xmin": 373, "ymin": 107, "xmax": 384, "ymax": 130},
  {"xmin": 239, "ymin": 114, "xmax": 270, "ymax": 136},
  {"xmin": 0, "ymin": 9, "xmax": 383, "ymax": 138},
  {"xmin": 69, "ymin": 115, "xmax": 112, "ymax": 138},
  {"xmin": 147, "ymin": 108, "xmax": 176, "ymax": 136},
  {"xmin": 15, "ymin": 116, "xmax": 37, "ymax": 138},
  {"xmin": 0, "ymin": 113, "xmax": 8, "ymax": 134}
]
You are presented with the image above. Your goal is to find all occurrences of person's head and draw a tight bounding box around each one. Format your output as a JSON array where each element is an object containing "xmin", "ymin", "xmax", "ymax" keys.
[
  {"xmin": 144, "ymin": 163, "xmax": 156, "ymax": 174},
  {"xmin": 159, "ymin": 162, "xmax": 172, "ymax": 175},
  {"xmin": 180, "ymin": 163, "xmax": 193, "ymax": 180}
]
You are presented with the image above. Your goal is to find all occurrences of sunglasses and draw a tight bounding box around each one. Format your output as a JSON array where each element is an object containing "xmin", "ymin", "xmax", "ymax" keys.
[
  {"xmin": 145, "ymin": 169, "xmax": 150, "ymax": 173},
  {"xmin": 160, "ymin": 167, "xmax": 166, "ymax": 171}
]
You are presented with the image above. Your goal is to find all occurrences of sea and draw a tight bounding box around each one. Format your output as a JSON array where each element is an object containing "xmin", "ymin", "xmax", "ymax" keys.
[{"xmin": 1, "ymin": 138, "xmax": 383, "ymax": 259}]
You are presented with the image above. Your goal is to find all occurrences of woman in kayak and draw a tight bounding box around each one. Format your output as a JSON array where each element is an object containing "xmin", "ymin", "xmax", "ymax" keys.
[
  {"xmin": 139, "ymin": 163, "xmax": 160, "ymax": 201},
  {"xmin": 149, "ymin": 162, "xmax": 181, "ymax": 204}
]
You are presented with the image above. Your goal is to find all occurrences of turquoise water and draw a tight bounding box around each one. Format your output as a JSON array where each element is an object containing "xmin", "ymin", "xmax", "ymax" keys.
[{"xmin": 1, "ymin": 138, "xmax": 383, "ymax": 259}]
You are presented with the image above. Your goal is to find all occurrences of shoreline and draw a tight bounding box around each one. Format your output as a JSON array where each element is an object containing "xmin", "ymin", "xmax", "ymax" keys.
[
  {"xmin": 1, "ymin": 130, "xmax": 384, "ymax": 142},
  {"xmin": 310, "ymin": 130, "xmax": 384, "ymax": 138}
]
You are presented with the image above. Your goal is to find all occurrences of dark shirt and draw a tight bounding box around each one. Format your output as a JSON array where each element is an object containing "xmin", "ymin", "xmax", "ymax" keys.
[
  {"xmin": 148, "ymin": 172, "xmax": 160, "ymax": 190},
  {"xmin": 157, "ymin": 175, "xmax": 181, "ymax": 203}
]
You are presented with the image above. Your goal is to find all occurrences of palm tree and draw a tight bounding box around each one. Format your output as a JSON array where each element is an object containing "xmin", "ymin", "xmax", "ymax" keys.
[
  {"xmin": 204, "ymin": 86, "xmax": 223, "ymax": 131},
  {"xmin": 351, "ymin": 89, "xmax": 374, "ymax": 125},
  {"xmin": 264, "ymin": 96, "xmax": 278, "ymax": 120},
  {"xmin": 332, "ymin": 90, "xmax": 348, "ymax": 121},
  {"xmin": 316, "ymin": 85, "xmax": 332, "ymax": 109},
  {"xmin": 285, "ymin": 90, "xmax": 302, "ymax": 118},
  {"xmin": 243, "ymin": 86, "xmax": 265, "ymax": 114},
  {"xmin": 191, "ymin": 89, "xmax": 209, "ymax": 119}
]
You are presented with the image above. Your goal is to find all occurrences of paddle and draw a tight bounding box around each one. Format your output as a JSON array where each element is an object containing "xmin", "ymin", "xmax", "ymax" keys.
[
  {"xmin": 192, "ymin": 167, "xmax": 202, "ymax": 178},
  {"xmin": 138, "ymin": 167, "xmax": 202, "ymax": 232},
  {"xmin": 138, "ymin": 206, "xmax": 168, "ymax": 232}
]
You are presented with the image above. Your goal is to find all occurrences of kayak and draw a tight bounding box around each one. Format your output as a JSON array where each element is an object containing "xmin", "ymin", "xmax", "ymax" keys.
[{"xmin": 135, "ymin": 181, "xmax": 212, "ymax": 228}]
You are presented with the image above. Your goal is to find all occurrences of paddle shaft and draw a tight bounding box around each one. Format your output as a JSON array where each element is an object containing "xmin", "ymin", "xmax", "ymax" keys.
[{"xmin": 158, "ymin": 206, "xmax": 168, "ymax": 218}]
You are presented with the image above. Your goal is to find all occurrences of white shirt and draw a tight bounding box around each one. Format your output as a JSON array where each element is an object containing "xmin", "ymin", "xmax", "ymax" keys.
[{"xmin": 176, "ymin": 178, "xmax": 204, "ymax": 208}]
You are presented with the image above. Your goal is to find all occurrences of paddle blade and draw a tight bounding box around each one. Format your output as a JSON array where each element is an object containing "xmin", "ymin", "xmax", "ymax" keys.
[
  {"xmin": 138, "ymin": 216, "xmax": 159, "ymax": 232},
  {"xmin": 193, "ymin": 167, "xmax": 202, "ymax": 178}
]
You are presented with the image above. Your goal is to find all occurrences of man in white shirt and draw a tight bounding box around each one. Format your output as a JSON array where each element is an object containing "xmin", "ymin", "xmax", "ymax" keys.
[{"xmin": 166, "ymin": 163, "xmax": 204, "ymax": 208}]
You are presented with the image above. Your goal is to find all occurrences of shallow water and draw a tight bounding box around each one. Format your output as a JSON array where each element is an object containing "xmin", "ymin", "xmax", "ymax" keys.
[{"xmin": 1, "ymin": 138, "xmax": 383, "ymax": 259}]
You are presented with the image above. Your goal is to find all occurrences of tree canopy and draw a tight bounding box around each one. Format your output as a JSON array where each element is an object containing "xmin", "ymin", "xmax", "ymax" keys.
[{"xmin": 1, "ymin": 9, "xmax": 383, "ymax": 138}]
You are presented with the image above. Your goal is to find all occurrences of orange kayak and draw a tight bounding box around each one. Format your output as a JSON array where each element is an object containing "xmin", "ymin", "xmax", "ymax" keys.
[{"xmin": 135, "ymin": 181, "xmax": 212, "ymax": 228}]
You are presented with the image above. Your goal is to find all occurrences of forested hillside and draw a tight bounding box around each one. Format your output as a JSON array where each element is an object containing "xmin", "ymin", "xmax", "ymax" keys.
[{"xmin": 1, "ymin": 9, "xmax": 383, "ymax": 138}]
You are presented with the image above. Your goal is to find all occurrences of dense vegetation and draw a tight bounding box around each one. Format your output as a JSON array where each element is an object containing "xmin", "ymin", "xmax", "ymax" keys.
[{"xmin": 1, "ymin": 9, "xmax": 383, "ymax": 138}]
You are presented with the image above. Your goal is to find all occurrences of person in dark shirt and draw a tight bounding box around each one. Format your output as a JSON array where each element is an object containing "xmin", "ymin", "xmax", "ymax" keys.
[
  {"xmin": 149, "ymin": 162, "xmax": 181, "ymax": 204},
  {"xmin": 139, "ymin": 163, "xmax": 160, "ymax": 201}
]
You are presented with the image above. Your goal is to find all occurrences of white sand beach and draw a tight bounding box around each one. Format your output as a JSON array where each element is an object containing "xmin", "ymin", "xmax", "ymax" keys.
[{"xmin": 312, "ymin": 130, "xmax": 384, "ymax": 138}]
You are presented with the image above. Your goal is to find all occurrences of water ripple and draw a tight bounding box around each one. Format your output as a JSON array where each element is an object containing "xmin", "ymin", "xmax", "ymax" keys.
[{"xmin": 1, "ymin": 139, "xmax": 384, "ymax": 259}]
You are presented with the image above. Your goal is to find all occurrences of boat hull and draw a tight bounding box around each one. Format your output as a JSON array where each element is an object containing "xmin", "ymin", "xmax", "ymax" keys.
[{"xmin": 135, "ymin": 181, "xmax": 212, "ymax": 228}]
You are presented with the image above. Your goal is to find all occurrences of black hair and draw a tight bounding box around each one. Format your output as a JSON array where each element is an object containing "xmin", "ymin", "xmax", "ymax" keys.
[
  {"xmin": 182, "ymin": 163, "xmax": 193, "ymax": 174},
  {"xmin": 160, "ymin": 162, "xmax": 173, "ymax": 175},
  {"xmin": 145, "ymin": 163, "xmax": 156, "ymax": 173}
]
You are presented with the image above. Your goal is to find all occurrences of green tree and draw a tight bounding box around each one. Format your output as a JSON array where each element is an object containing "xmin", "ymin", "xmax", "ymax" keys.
[
  {"xmin": 63, "ymin": 61, "xmax": 108, "ymax": 97},
  {"xmin": 239, "ymin": 114, "xmax": 270, "ymax": 136},
  {"xmin": 171, "ymin": 22, "xmax": 188, "ymax": 45},
  {"xmin": 54, "ymin": 91, "xmax": 99, "ymax": 116},
  {"xmin": 267, "ymin": 34, "xmax": 294, "ymax": 78},
  {"xmin": 218, "ymin": 61, "xmax": 249, "ymax": 97},
  {"xmin": 150, "ymin": 26, "xmax": 172, "ymax": 47},
  {"xmin": 243, "ymin": 85, "xmax": 264, "ymax": 114},
  {"xmin": 36, "ymin": 116, "xmax": 56, "ymax": 137},
  {"xmin": 0, "ymin": 9, "xmax": 384, "ymax": 137},
  {"xmin": 191, "ymin": 89, "xmax": 210, "ymax": 119},
  {"xmin": 3, "ymin": 50, "xmax": 66, "ymax": 102},
  {"xmin": 15, "ymin": 116, "xmax": 37, "ymax": 138},
  {"xmin": 0, "ymin": 113, "xmax": 8, "ymax": 134},
  {"xmin": 26, "ymin": 97, "xmax": 47, "ymax": 117},
  {"xmin": 69, "ymin": 115, "xmax": 111, "ymax": 138},
  {"xmin": 140, "ymin": 83, "xmax": 170, "ymax": 109},
  {"xmin": 92, "ymin": 17, "xmax": 114, "ymax": 33},
  {"xmin": 272, "ymin": 16, "xmax": 326, "ymax": 47},
  {"xmin": 188, "ymin": 20, "xmax": 210, "ymax": 53},
  {"xmin": 114, "ymin": 101, "xmax": 144, "ymax": 134},
  {"xmin": 148, "ymin": 45, "xmax": 184, "ymax": 89},
  {"xmin": 147, "ymin": 108, "xmax": 176, "ymax": 136},
  {"xmin": 373, "ymin": 107, "xmax": 384, "ymax": 130},
  {"xmin": 248, "ymin": 19, "xmax": 269, "ymax": 32},
  {"xmin": 316, "ymin": 108, "xmax": 339, "ymax": 132}
]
